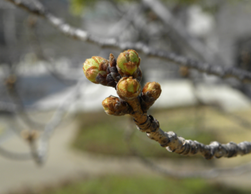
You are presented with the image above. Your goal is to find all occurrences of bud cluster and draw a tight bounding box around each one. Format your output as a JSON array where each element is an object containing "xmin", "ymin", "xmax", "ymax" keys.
[
  {"xmin": 83, "ymin": 49, "xmax": 161, "ymax": 116},
  {"xmin": 83, "ymin": 50, "xmax": 142, "ymax": 87}
]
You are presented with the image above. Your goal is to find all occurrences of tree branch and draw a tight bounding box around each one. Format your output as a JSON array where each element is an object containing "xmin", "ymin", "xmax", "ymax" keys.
[
  {"xmin": 152, "ymin": 129, "xmax": 251, "ymax": 159},
  {"xmin": 142, "ymin": 0, "xmax": 220, "ymax": 63},
  {"xmin": 36, "ymin": 78, "xmax": 85, "ymax": 164},
  {"xmin": 99, "ymin": 50, "xmax": 251, "ymax": 160},
  {"xmin": 125, "ymin": 126, "xmax": 251, "ymax": 178},
  {"xmin": 120, "ymin": 88, "xmax": 251, "ymax": 159},
  {"xmin": 5, "ymin": 0, "xmax": 251, "ymax": 83}
]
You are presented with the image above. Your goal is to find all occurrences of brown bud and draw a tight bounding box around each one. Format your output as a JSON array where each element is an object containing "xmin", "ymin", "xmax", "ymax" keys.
[
  {"xmin": 21, "ymin": 130, "xmax": 39, "ymax": 143},
  {"xmin": 142, "ymin": 82, "xmax": 161, "ymax": 100},
  {"xmin": 5, "ymin": 75, "xmax": 16, "ymax": 90},
  {"xmin": 102, "ymin": 96, "xmax": 131, "ymax": 116},
  {"xmin": 108, "ymin": 53, "xmax": 121, "ymax": 82},
  {"xmin": 179, "ymin": 66, "xmax": 190, "ymax": 78},
  {"xmin": 117, "ymin": 77, "xmax": 141, "ymax": 100},
  {"xmin": 141, "ymin": 82, "xmax": 161, "ymax": 112}
]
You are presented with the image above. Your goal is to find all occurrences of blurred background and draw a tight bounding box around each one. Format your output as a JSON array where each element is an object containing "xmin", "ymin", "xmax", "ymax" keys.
[{"xmin": 1, "ymin": 0, "xmax": 251, "ymax": 193}]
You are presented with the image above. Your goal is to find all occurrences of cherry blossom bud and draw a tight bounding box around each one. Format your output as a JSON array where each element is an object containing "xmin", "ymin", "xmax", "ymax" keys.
[
  {"xmin": 102, "ymin": 96, "xmax": 131, "ymax": 116},
  {"xmin": 117, "ymin": 77, "xmax": 141, "ymax": 100},
  {"xmin": 142, "ymin": 82, "xmax": 161, "ymax": 100},
  {"xmin": 116, "ymin": 49, "xmax": 140, "ymax": 77},
  {"xmin": 83, "ymin": 56, "xmax": 108, "ymax": 84},
  {"xmin": 141, "ymin": 82, "xmax": 161, "ymax": 112}
]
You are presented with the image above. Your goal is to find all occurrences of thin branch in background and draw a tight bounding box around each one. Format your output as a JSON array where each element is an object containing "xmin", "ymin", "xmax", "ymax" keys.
[
  {"xmin": 0, "ymin": 51, "xmax": 84, "ymax": 164},
  {"xmin": 179, "ymin": 67, "xmax": 251, "ymax": 132},
  {"xmin": 2, "ymin": 0, "xmax": 43, "ymax": 132},
  {"xmin": 0, "ymin": 77, "xmax": 84, "ymax": 164},
  {"xmin": 106, "ymin": 4, "xmax": 140, "ymax": 38},
  {"xmin": 0, "ymin": 0, "xmax": 84, "ymax": 163},
  {"xmin": 142, "ymin": 0, "xmax": 223, "ymax": 63},
  {"xmin": 4, "ymin": 73, "xmax": 44, "ymax": 129},
  {"xmin": 108, "ymin": 1, "xmax": 148, "ymax": 41},
  {"xmin": 0, "ymin": 101, "xmax": 17, "ymax": 112},
  {"xmin": 178, "ymin": 66, "xmax": 206, "ymax": 131},
  {"xmin": 5, "ymin": 0, "xmax": 251, "ymax": 83},
  {"xmin": 21, "ymin": 129, "xmax": 42, "ymax": 164},
  {"xmin": 35, "ymin": 78, "xmax": 85, "ymax": 164},
  {"xmin": 26, "ymin": 16, "xmax": 77, "ymax": 85}
]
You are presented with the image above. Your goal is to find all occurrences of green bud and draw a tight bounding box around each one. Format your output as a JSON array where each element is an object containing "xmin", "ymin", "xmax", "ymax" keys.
[
  {"xmin": 83, "ymin": 56, "xmax": 108, "ymax": 83},
  {"xmin": 117, "ymin": 77, "xmax": 141, "ymax": 100},
  {"xmin": 117, "ymin": 49, "xmax": 140, "ymax": 76}
]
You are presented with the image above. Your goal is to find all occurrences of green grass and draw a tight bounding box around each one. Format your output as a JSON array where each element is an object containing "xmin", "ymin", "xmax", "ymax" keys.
[
  {"xmin": 72, "ymin": 107, "xmax": 221, "ymax": 159},
  {"xmin": 42, "ymin": 175, "xmax": 250, "ymax": 194}
]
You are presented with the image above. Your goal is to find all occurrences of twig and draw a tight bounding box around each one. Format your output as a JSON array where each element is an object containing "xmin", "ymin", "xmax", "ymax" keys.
[
  {"xmin": 125, "ymin": 93, "xmax": 251, "ymax": 159},
  {"xmin": 142, "ymin": 0, "xmax": 221, "ymax": 63},
  {"xmin": 5, "ymin": 0, "xmax": 251, "ymax": 83},
  {"xmin": 100, "ymin": 50, "xmax": 251, "ymax": 160},
  {"xmin": 36, "ymin": 78, "xmax": 85, "ymax": 164},
  {"xmin": 108, "ymin": 1, "xmax": 148, "ymax": 40},
  {"xmin": 124, "ymin": 120, "xmax": 251, "ymax": 178},
  {"xmin": 4, "ymin": 73, "xmax": 44, "ymax": 129},
  {"xmin": 27, "ymin": 16, "xmax": 77, "ymax": 85},
  {"xmin": 0, "ymin": 101, "xmax": 17, "ymax": 112},
  {"xmin": 105, "ymin": 4, "xmax": 140, "ymax": 38}
]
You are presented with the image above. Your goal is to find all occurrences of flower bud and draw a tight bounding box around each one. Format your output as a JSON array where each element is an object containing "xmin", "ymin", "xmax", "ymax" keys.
[
  {"xmin": 5, "ymin": 75, "xmax": 16, "ymax": 90},
  {"xmin": 141, "ymin": 82, "xmax": 161, "ymax": 112},
  {"xmin": 142, "ymin": 82, "xmax": 161, "ymax": 100},
  {"xmin": 83, "ymin": 56, "xmax": 108, "ymax": 83},
  {"xmin": 102, "ymin": 96, "xmax": 131, "ymax": 116},
  {"xmin": 116, "ymin": 49, "xmax": 140, "ymax": 77},
  {"xmin": 117, "ymin": 77, "xmax": 141, "ymax": 100},
  {"xmin": 21, "ymin": 130, "xmax": 39, "ymax": 143}
]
